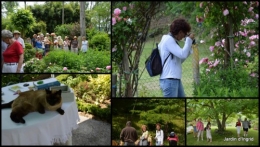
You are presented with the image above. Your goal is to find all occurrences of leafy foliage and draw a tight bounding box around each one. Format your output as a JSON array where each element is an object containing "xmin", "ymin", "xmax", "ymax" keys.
[
  {"xmin": 112, "ymin": 99, "xmax": 185, "ymax": 145},
  {"xmin": 10, "ymin": 9, "xmax": 36, "ymax": 38},
  {"xmin": 89, "ymin": 32, "xmax": 110, "ymax": 51},
  {"xmin": 187, "ymin": 99, "xmax": 259, "ymax": 131}
]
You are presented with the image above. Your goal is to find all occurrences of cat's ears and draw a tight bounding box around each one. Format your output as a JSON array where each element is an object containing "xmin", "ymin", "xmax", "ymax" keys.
[
  {"xmin": 57, "ymin": 89, "xmax": 62, "ymax": 94},
  {"xmin": 45, "ymin": 89, "xmax": 51, "ymax": 94}
]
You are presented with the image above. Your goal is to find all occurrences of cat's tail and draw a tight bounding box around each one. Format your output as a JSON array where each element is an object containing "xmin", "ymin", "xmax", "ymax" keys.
[{"xmin": 1, "ymin": 100, "xmax": 14, "ymax": 109}]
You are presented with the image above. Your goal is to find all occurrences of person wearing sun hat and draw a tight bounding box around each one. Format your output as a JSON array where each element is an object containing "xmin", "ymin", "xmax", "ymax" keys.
[
  {"xmin": 63, "ymin": 36, "xmax": 69, "ymax": 51},
  {"xmin": 71, "ymin": 36, "xmax": 79, "ymax": 54},
  {"xmin": 13, "ymin": 30, "xmax": 25, "ymax": 49}
]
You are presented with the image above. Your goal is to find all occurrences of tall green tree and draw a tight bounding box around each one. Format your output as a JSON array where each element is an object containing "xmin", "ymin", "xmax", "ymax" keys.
[
  {"xmin": 90, "ymin": 2, "xmax": 111, "ymax": 32},
  {"xmin": 187, "ymin": 99, "xmax": 259, "ymax": 132},
  {"xmin": 10, "ymin": 8, "xmax": 36, "ymax": 38}
]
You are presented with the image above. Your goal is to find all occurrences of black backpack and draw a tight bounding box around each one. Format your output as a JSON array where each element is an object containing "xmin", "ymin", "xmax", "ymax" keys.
[{"xmin": 145, "ymin": 43, "xmax": 172, "ymax": 77}]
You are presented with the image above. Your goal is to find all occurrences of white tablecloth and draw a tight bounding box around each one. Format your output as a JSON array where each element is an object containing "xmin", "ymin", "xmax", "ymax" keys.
[{"xmin": 1, "ymin": 78, "xmax": 80, "ymax": 145}]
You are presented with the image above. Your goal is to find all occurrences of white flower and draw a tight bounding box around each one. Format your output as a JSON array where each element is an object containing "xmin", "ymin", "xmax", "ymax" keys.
[{"xmin": 126, "ymin": 18, "xmax": 132, "ymax": 25}]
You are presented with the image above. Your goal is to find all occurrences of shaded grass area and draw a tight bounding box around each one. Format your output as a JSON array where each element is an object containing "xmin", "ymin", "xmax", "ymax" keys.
[
  {"xmin": 186, "ymin": 127, "xmax": 259, "ymax": 145},
  {"xmin": 138, "ymin": 37, "xmax": 211, "ymax": 97}
]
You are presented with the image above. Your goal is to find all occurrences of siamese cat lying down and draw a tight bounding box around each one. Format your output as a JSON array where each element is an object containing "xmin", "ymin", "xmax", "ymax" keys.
[{"xmin": 1, "ymin": 89, "xmax": 64, "ymax": 124}]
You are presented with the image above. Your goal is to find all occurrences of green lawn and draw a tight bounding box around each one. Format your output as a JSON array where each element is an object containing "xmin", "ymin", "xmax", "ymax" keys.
[
  {"xmin": 138, "ymin": 37, "xmax": 212, "ymax": 97},
  {"xmin": 187, "ymin": 127, "xmax": 259, "ymax": 145}
]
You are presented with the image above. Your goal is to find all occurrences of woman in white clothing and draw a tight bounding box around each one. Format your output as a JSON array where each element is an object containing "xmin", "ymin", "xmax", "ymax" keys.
[
  {"xmin": 81, "ymin": 36, "xmax": 88, "ymax": 53},
  {"xmin": 63, "ymin": 36, "xmax": 69, "ymax": 51},
  {"xmin": 206, "ymin": 124, "xmax": 212, "ymax": 142},
  {"xmin": 155, "ymin": 123, "xmax": 164, "ymax": 146},
  {"xmin": 158, "ymin": 18, "xmax": 195, "ymax": 97}
]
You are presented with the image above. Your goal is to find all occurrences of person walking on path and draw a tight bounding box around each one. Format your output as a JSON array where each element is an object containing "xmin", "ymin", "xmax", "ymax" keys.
[
  {"xmin": 196, "ymin": 118, "xmax": 204, "ymax": 141},
  {"xmin": 242, "ymin": 118, "xmax": 250, "ymax": 137},
  {"xmin": 120, "ymin": 121, "xmax": 138, "ymax": 146},
  {"xmin": 236, "ymin": 118, "xmax": 242, "ymax": 138}
]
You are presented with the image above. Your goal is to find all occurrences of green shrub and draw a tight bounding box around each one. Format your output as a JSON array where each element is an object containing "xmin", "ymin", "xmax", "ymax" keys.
[
  {"xmin": 89, "ymin": 32, "xmax": 110, "ymax": 51},
  {"xmin": 193, "ymin": 67, "xmax": 259, "ymax": 97},
  {"xmin": 24, "ymin": 58, "xmax": 46, "ymax": 73},
  {"xmin": 24, "ymin": 44, "xmax": 36, "ymax": 62},
  {"xmin": 81, "ymin": 50, "xmax": 111, "ymax": 71},
  {"xmin": 25, "ymin": 43, "xmax": 33, "ymax": 49},
  {"xmin": 43, "ymin": 50, "xmax": 83, "ymax": 70},
  {"xmin": 56, "ymin": 74, "xmax": 71, "ymax": 82},
  {"xmin": 86, "ymin": 28, "xmax": 98, "ymax": 40}
]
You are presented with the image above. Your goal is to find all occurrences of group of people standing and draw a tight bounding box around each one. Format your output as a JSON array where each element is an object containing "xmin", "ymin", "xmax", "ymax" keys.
[
  {"xmin": 191, "ymin": 117, "xmax": 252, "ymax": 143},
  {"xmin": 31, "ymin": 33, "xmax": 89, "ymax": 55},
  {"xmin": 191, "ymin": 118, "xmax": 212, "ymax": 142},
  {"xmin": 120, "ymin": 121, "xmax": 178, "ymax": 146}
]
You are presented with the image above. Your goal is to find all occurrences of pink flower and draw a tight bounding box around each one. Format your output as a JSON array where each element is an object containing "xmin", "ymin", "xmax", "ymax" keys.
[
  {"xmin": 200, "ymin": 2, "xmax": 203, "ymax": 8},
  {"xmin": 248, "ymin": 7, "xmax": 253, "ymax": 12},
  {"xmin": 256, "ymin": 14, "xmax": 259, "ymax": 19},
  {"xmin": 123, "ymin": 6, "xmax": 127, "ymax": 11},
  {"xmin": 250, "ymin": 41, "xmax": 256, "ymax": 46},
  {"xmin": 250, "ymin": 73, "xmax": 256, "ymax": 77},
  {"xmin": 209, "ymin": 46, "xmax": 214, "ymax": 52},
  {"xmin": 243, "ymin": 1, "xmax": 247, "ymax": 5},
  {"xmin": 96, "ymin": 67, "xmax": 101, "ymax": 71},
  {"xmin": 246, "ymin": 52, "xmax": 251, "ymax": 57},
  {"xmin": 106, "ymin": 65, "xmax": 111, "ymax": 70},
  {"xmin": 199, "ymin": 57, "xmax": 208, "ymax": 64},
  {"xmin": 213, "ymin": 59, "xmax": 220, "ymax": 67},
  {"xmin": 114, "ymin": 8, "xmax": 121, "ymax": 16},
  {"xmin": 249, "ymin": 35, "xmax": 259, "ymax": 40},
  {"xmin": 245, "ymin": 60, "xmax": 249, "ymax": 63},
  {"xmin": 63, "ymin": 67, "xmax": 68, "ymax": 71},
  {"xmin": 215, "ymin": 41, "xmax": 221, "ymax": 47},
  {"xmin": 223, "ymin": 9, "xmax": 229, "ymax": 16},
  {"xmin": 112, "ymin": 17, "xmax": 116, "ymax": 25}
]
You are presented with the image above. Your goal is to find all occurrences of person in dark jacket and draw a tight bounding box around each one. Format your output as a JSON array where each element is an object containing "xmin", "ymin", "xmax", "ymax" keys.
[{"xmin": 120, "ymin": 121, "xmax": 138, "ymax": 146}]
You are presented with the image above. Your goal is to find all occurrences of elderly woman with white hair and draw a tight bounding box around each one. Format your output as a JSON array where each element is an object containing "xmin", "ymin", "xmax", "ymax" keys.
[{"xmin": 1, "ymin": 30, "xmax": 24, "ymax": 73}]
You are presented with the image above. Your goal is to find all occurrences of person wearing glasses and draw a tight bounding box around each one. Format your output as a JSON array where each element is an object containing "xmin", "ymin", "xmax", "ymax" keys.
[{"xmin": 158, "ymin": 18, "xmax": 195, "ymax": 97}]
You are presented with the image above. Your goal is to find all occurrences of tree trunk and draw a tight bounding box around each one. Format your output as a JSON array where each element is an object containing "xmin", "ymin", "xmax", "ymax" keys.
[
  {"xmin": 80, "ymin": 2, "xmax": 86, "ymax": 37},
  {"xmin": 123, "ymin": 46, "xmax": 133, "ymax": 97},
  {"xmin": 228, "ymin": 16, "xmax": 234, "ymax": 68},
  {"xmin": 24, "ymin": 1, "xmax": 26, "ymax": 9}
]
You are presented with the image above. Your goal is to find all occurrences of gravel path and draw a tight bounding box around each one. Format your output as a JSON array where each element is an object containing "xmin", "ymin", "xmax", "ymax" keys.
[{"xmin": 72, "ymin": 114, "xmax": 111, "ymax": 145}]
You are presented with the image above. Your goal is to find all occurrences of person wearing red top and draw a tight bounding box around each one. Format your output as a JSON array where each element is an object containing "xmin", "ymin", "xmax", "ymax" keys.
[
  {"xmin": 235, "ymin": 118, "xmax": 242, "ymax": 137},
  {"xmin": 167, "ymin": 132, "xmax": 178, "ymax": 146},
  {"xmin": 196, "ymin": 118, "xmax": 204, "ymax": 141},
  {"xmin": 2, "ymin": 30, "xmax": 24, "ymax": 73}
]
